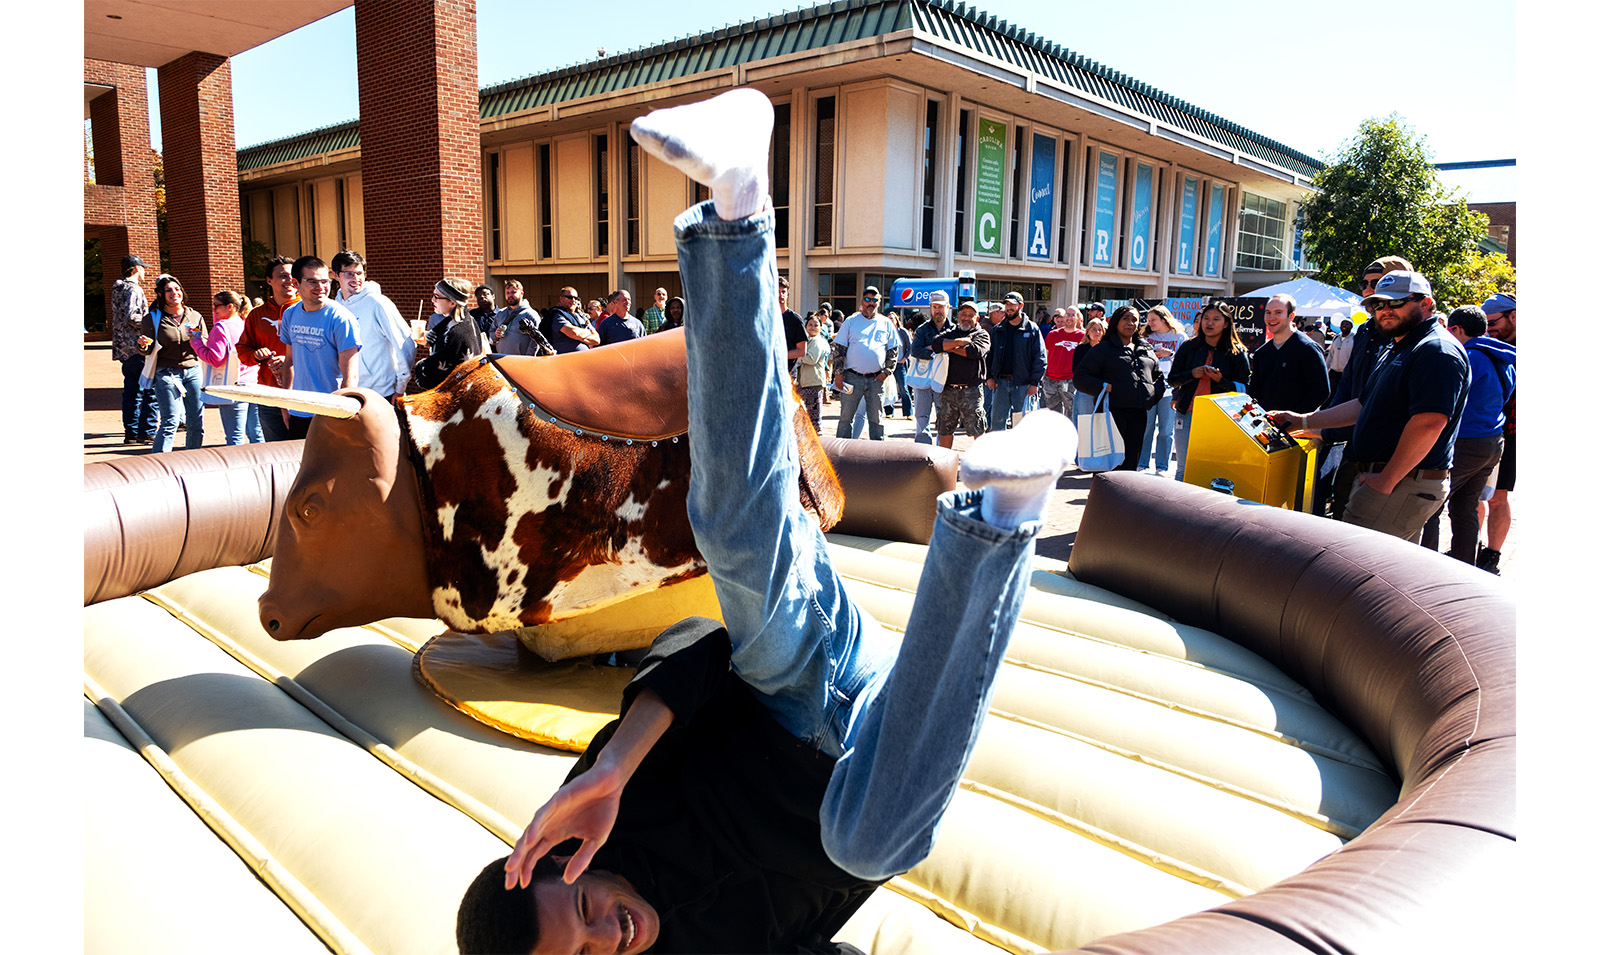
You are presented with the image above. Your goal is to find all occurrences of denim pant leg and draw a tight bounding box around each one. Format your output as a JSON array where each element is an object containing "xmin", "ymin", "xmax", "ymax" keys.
[
  {"xmin": 179, "ymin": 365, "xmax": 205, "ymax": 449},
  {"xmin": 912, "ymin": 386, "xmax": 936, "ymax": 444},
  {"xmin": 1153, "ymin": 397, "xmax": 1176, "ymax": 472},
  {"xmin": 894, "ymin": 364, "xmax": 911, "ymax": 415},
  {"xmin": 836, "ymin": 375, "xmax": 865, "ymax": 439},
  {"xmin": 1172, "ymin": 410, "xmax": 1192, "ymax": 481},
  {"xmin": 246, "ymin": 402, "xmax": 265, "ymax": 443},
  {"xmin": 1138, "ymin": 403, "xmax": 1158, "ymax": 469},
  {"xmin": 821, "ymin": 490, "xmax": 1040, "ymax": 881},
  {"xmin": 989, "ymin": 380, "xmax": 1013, "ymax": 431},
  {"xmin": 216, "ymin": 402, "xmax": 248, "ymax": 445},
  {"xmin": 674, "ymin": 201, "xmax": 897, "ymax": 754},
  {"xmin": 260, "ymin": 403, "xmax": 293, "ymax": 442},
  {"xmin": 121, "ymin": 356, "xmax": 156, "ymax": 437}
]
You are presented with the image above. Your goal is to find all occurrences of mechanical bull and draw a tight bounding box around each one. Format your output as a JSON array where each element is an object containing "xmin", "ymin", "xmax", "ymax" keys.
[{"xmin": 217, "ymin": 329, "xmax": 843, "ymax": 649}]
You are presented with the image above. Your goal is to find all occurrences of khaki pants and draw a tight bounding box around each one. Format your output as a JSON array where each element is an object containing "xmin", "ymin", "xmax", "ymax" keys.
[{"xmin": 1343, "ymin": 473, "xmax": 1448, "ymax": 544}]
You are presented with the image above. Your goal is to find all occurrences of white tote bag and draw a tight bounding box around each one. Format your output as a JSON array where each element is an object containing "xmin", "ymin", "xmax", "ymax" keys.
[
  {"xmin": 1076, "ymin": 387, "xmax": 1125, "ymax": 472},
  {"xmin": 903, "ymin": 352, "xmax": 949, "ymax": 392}
]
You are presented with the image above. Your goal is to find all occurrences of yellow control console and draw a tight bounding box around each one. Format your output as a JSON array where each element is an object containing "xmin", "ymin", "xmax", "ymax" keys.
[{"xmin": 1181, "ymin": 393, "xmax": 1317, "ymax": 511}]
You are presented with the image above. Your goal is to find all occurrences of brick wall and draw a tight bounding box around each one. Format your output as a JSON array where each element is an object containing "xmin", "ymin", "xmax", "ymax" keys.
[
  {"xmin": 157, "ymin": 52, "xmax": 244, "ymax": 308},
  {"xmin": 354, "ymin": 0, "xmax": 483, "ymax": 317},
  {"xmin": 85, "ymin": 58, "xmax": 161, "ymax": 329},
  {"xmin": 1470, "ymin": 202, "xmax": 1516, "ymax": 267}
]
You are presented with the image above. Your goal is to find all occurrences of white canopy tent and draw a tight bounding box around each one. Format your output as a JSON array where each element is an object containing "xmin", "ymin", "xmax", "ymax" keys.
[{"xmin": 1242, "ymin": 276, "xmax": 1365, "ymax": 319}]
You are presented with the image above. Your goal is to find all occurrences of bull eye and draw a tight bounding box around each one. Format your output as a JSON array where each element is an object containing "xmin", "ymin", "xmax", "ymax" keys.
[{"xmin": 298, "ymin": 494, "xmax": 325, "ymax": 526}]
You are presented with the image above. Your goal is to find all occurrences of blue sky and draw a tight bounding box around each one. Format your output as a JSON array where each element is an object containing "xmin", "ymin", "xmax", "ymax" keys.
[{"xmin": 143, "ymin": 0, "xmax": 1516, "ymax": 201}]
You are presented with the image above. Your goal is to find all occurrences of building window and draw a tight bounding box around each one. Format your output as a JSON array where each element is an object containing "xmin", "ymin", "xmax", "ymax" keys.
[
  {"xmin": 539, "ymin": 143, "xmax": 552, "ymax": 259},
  {"xmin": 595, "ymin": 133, "xmax": 609, "ymax": 257},
  {"xmin": 773, "ymin": 102, "xmax": 791, "ymax": 250},
  {"xmin": 693, "ymin": 182, "xmax": 710, "ymax": 204},
  {"xmin": 954, "ymin": 110, "xmax": 970, "ymax": 254},
  {"xmin": 1236, "ymin": 192, "xmax": 1287, "ymax": 270},
  {"xmin": 1078, "ymin": 284, "xmax": 1144, "ymax": 303},
  {"xmin": 921, "ymin": 100, "xmax": 938, "ymax": 251},
  {"xmin": 487, "ymin": 153, "xmax": 501, "ymax": 261},
  {"xmin": 241, "ymin": 193, "xmax": 252, "ymax": 245},
  {"xmin": 1008, "ymin": 131, "xmax": 1024, "ymax": 258},
  {"xmin": 813, "ymin": 96, "xmax": 836, "ymax": 248},
  {"xmin": 816, "ymin": 271, "xmax": 856, "ymax": 310},
  {"xmin": 625, "ymin": 133, "xmax": 640, "ymax": 256}
]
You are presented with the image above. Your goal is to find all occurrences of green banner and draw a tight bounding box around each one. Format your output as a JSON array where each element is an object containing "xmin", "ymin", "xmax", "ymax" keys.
[{"xmin": 973, "ymin": 118, "xmax": 1007, "ymax": 254}]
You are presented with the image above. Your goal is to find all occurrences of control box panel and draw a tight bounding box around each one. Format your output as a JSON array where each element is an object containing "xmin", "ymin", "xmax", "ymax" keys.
[{"xmin": 1210, "ymin": 393, "xmax": 1299, "ymax": 453}]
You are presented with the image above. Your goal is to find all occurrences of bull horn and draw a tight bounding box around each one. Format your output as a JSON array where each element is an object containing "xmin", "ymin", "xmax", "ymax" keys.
[{"xmin": 203, "ymin": 384, "xmax": 363, "ymax": 419}]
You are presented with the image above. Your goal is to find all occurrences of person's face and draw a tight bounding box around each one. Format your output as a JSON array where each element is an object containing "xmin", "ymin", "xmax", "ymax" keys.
[
  {"xmin": 1358, "ymin": 270, "xmax": 1385, "ymax": 297},
  {"xmin": 1148, "ymin": 314, "xmax": 1170, "ymax": 335},
  {"xmin": 1063, "ymin": 309, "xmax": 1082, "ymax": 331},
  {"xmin": 336, "ymin": 262, "xmax": 365, "ymax": 298},
  {"xmin": 805, "ymin": 317, "xmax": 820, "ymax": 337},
  {"xmin": 587, "ymin": 302, "xmax": 603, "ymax": 320},
  {"xmin": 1264, "ymin": 299, "xmax": 1290, "ymax": 335},
  {"xmin": 613, "ymin": 293, "xmax": 631, "ymax": 316},
  {"xmin": 1117, "ymin": 311, "xmax": 1140, "ymax": 340},
  {"xmin": 530, "ymin": 867, "xmax": 659, "ymax": 955},
  {"xmin": 505, "ymin": 285, "xmax": 523, "ymax": 307},
  {"xmin": 667, "ymin": 300, "xmax": 683, "ymax": 320},
  {"xmin": 1200, "ymin": 309, "xmax": 1226, "ymax": 340},
  {"xmin": 860, "ymin": 291, "xmax": 878, "ymax": 317},
  {"xmin": 431, "ymin": 290, "xmax": 455, "ymax": 316},
  {"xmin": 1371, "ymin": 295, "xmax": 1429, "ymax": 338},
  {"xmin": 1486, "ymin": 310, "xmax": 1516, "ymax": 342},
  {"xmin": 778, "ymin": 284, "xmax": 789, "ymax": 309},
  {"xmin": 161, "ymin": 282, "xmax": 184, "ymax": 311},
  {"xmin": 1004, "ymin": 299, "xmax": 1022, "ymax": 320},
  {"xmin": 211, "ymin": 301, "xmax": 235, "ymax": 322},
  {"xmin": 270, "ymin": 264, "xmax": 297, "ymax": 302},
  {"xmin": 476, "ymin": 289, "xmax": 495, "ymax": 310},
  {"xmin": 654, "ymin": 288, "xmax": 667, "ymax": 306},
  {"xmin": 930, "ymin": 302, "xmax": 948, "ymax": 324},
  {"xmin": 1086, "ymin": 308, "xmax": 1104, "ymax": 325},
  {"xmin": 1086, "ymin": 321, "xmax": 1104, "ymax": 344},
  {"xmin": 956, "ymin": 306, "xmax": 978, "ymax": 330},
  {"xmin": 297, "ymin": 267, "xmax": 331, "ymax": 308},
  {"xmin": 987, "ymin": 307, "xmax": 1002, "ymax": 326},
  {"xmin": 559, "ymin": 289, "xmax": 579, "ymax": 310},
  {"xmin": 1340, "ymin": 320, "xmax": 1353, "ymax": 336}
]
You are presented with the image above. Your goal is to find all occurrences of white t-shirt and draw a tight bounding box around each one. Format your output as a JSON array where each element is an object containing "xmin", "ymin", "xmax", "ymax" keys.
[{"xmin": 835, "ymin": 311, "xmax": 895, "ymax": 375}]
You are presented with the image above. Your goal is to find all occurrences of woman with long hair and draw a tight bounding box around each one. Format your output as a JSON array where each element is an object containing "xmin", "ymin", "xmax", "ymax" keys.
[
  {"xmin": 1070, "ymin": 317, "xmax": 1107, "ymax": 419},
  {"xmin": 411, "ymin": 277, "xmax": 485, "ymax": 392},
  {"xmin": 190, "ymin": 290, "xmax": 263, "ymax": 444},
  {"xmin": 136, "ymin": 273, "xmax": 206, "ymax": 452},
  {"xmin": 795, "ymin": 314, "xmax": 830, "ymax": 433},
  {"xmin": 1138, "ymin": 305, "xmax": 1186, "ymax": 474},
  {"xmin": 1073, "ymin": 305, "xmax": 1162, "ymax": 470},
  {"xmin": 1168, "ymin": 302, "xmax": 1252, "ymax": 482}
]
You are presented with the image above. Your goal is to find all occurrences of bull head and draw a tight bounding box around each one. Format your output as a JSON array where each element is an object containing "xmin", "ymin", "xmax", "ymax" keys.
[{"xmin": 210, "ymin": 385, "xmax": 434, "ymax": 640}]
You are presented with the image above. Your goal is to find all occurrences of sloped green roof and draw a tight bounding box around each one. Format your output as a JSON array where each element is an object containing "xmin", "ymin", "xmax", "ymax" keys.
[
  {"xmin": 238, "ymin": 120, "xmax": 360, "ymax": 172},
  {"xmin": 239, "ymin": 0, "xmax": 1320, "ymax": 179}
]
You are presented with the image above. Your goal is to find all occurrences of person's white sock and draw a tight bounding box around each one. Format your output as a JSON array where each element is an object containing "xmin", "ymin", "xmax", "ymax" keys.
[
  {"xmin": 630, "ymin": 88, "xmax": 772, "ymax": 221},
  {"xmin": 960, "ymin": 410, "xmax": 1077, "ymax": 529}
]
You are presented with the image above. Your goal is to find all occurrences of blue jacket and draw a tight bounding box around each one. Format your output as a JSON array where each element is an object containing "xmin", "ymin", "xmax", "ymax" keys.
[
  {"xmin": 986, "ymin": 318, "xmax": 1046, "ymax": 386},
  {"xmin": 1459, "ymin": 336, "xmax": 1516, "ymax": 440}
]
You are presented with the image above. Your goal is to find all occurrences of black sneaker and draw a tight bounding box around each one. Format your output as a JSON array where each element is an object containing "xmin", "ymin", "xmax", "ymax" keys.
[{"xmin": 1475, "ymin": 547, "xmax": 1502, "ymax": 576}]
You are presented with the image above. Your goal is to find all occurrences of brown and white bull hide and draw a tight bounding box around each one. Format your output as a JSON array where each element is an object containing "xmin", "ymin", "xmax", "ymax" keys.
[{"xmin": 253, "ymin": 329, "xmax": 844, "ymax": 646}]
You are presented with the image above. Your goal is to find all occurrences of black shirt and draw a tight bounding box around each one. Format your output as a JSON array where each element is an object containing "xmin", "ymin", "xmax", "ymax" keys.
[
  {"xmin": 563, "ymin": 618, "xmax": 880, "ymax": 953},
  {"xmin": 1347, "ymin": 321, "xmax": 1470, "ymax": 472},
  {"xmin": 929, "ymin": 323, "xmax": 990, "ymax": 386},
  {"xmin": 1247, "ymin": 330, "xmax": 1330, "ymax": 413},
  {"xmin": 1073, "ymin": 337, "xmax": 1164, "ymax": 409}
]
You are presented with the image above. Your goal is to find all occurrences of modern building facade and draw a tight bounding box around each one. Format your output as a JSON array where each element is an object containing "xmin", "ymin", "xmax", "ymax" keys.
[{"xmin": 237, "ymin": 0, "xmax": 1321, "ymax": 319}]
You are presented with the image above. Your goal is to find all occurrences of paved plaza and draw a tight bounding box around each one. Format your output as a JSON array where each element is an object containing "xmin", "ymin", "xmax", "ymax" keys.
[{"xmin": 82, "ymin": 334, "xmax": 1514, "ymax": 580}]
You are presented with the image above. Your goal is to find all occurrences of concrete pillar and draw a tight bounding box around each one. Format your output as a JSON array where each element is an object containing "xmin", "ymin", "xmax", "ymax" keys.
[
  {"xmin": 157, "ymin": 51, "xmax": 244, "ymax": 307},
  {"xmin": 354, "ymin": 0, "xmax": 483, "ymax": 318},
  {"xmin": 85, "ymin": 59, "xmax": 161, "ymax": 330}
]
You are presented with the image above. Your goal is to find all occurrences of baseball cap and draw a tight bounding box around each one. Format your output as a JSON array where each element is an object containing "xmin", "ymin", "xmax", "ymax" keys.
[
  {"xmin": 121, "ymin": 254, "xmax": 145, "ymax": 272},
  {"xmin": 1480, "ymin": 293, "xmax": 1515, "ymax": 314},
  {"xmin": 1004, "ymin": 291, "xmax": 1024, "ymax": 303},
  {"xmin": 1085, "ymin": 301, "xmax": 1105, "ymax": 312},
  {"xmin": 863, "ymin": 286, "xmax": 880, "ymax": 297},
  {"xmin": 1362, "ymin": 270, "xmax": 1432, "ymax": 306},
  {"xmin": 475, "ymin": 284, "xmax": 493, "ymax": 294},
  {"xmin": 929, "ymin": 290, "xmax": 950, "ymax": 305}
]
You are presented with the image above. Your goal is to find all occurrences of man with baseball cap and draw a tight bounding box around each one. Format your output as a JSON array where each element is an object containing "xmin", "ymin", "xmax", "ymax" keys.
[
  {"xmin": 1478, "ymin": 292, "xmax": 1516, "ymax": 575},
  {"xmin": 985, "ymin": 291, "xmax": 1046, "ymax": 432},
  {"xmin": 931, "ymin": 300, "xmax": 992, "ymax": 448},
  {"xmin": 830, "ymin": 286, "xmax": 897, "ymax": 440},
  {"xmin": 1268, "ymin": 270, "xmax": 1469, "ymax": 544},
  {"xmin": 907, "ymin": 290, "xmax": 952, "ymax": 444}
]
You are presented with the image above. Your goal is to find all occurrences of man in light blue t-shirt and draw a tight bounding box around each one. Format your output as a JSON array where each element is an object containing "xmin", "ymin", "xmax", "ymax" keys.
[{"xmin": 281, "ymin": 254, "xmax": 361, "ymax": 440}]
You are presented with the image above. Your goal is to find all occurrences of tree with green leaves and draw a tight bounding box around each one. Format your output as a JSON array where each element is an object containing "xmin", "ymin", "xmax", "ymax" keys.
[{"xmin": 1300, "ymin": 115, "xmax": 1512, "ymax": 308}]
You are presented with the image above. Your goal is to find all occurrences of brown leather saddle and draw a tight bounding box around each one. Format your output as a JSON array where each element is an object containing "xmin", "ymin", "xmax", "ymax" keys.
[{"xmin": 491, "ymin": 329, "xmax": 689, "ymax": 440}]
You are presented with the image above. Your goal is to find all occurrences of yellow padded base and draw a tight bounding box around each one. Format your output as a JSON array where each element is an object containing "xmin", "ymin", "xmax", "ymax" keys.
[{"xmin": 84, "ymin": 542, "xmax": 1399, "ymax": 955}]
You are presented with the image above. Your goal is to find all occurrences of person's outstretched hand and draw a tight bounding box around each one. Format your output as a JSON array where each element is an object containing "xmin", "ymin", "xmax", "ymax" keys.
[{"xmin": 504, "ymin": 762, "xmax": 625, "ymax": 889}]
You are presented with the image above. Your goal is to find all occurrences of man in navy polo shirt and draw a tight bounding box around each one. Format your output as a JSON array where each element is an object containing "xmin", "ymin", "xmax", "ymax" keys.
[{"xmin": 1268, "ymin": 271, "xmax": 1468, "ymax": 543}]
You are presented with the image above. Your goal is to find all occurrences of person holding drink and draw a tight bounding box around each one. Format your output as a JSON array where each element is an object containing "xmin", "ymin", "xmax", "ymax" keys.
[{"xmin": 137, "ymin": 273, "xmax": 207, "ymax": 453}]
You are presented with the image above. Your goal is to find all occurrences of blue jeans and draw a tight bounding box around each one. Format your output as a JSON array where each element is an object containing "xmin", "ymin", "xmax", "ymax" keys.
[
  {"xmin": 836, "ymin": 370, "xmax": 884, "ymax": 440},
  {"xmin": 213, "ymin": 401, "xmax": 263, "ymax": 445},
  {"xmin": 1172, "ymin": 410, "xmax": 1193, "ymax": 481},
  {"xmin": 151, "ymin": 365, "xmax": 204, "ymax": 453},
  {"xmin": 911, "ymin": 386, "xmax": 939, "ymax": 444},
  {"xmin": 892, "ymin": 363, "xmax": 911, "ymax": 416},
  {"xmin": 121, "ymin": 356, "xmax": 158, "ymax": 439},
  {"xmin": 987, "ymin": 378, "xmax": 1030, "ymax": 431},
  {"xmin": 676, "ymin": 202, "xmax": 1039, "ymax": 881},
  {"xmin": 1139, "ymin": 393, "xmax": 1177, "ymax": 471},
  {"xmin": 1072, "ymin": 386, "xmax": 1097, "ymax": 420}
]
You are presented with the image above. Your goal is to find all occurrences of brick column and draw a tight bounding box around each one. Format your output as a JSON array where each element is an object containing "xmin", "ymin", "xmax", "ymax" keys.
[
  {"xmin": 85, "ymin": 59, "xmax": 161, "ymax": 330},
  {"xmin": 354, "ymin": 0, "xmax": 483, "ymax": 317},
  {"xmin": 156, "ymin": 51, "xmax": 244, "ymax": 307}
]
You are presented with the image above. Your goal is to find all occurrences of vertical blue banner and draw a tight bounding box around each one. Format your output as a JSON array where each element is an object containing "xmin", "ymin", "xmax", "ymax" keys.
[
  {"xmin": 1027, "ymin": 133, "xmax": 1055, "ymax": 260},
  {"xmin": 1204, "ymin": 183, "xmax": 1225, "ymax": 276},
  {"xmin": 1128, "ymin": 162, "xmax": 1154, "ymax": 269},
  {"xmin": 1176, "ymin": 177, "xmax": 1198, "ymax": 274},
  {"xmin": 1092, "ymin": 150, "xmax": 1118, "ymax": 266}
]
